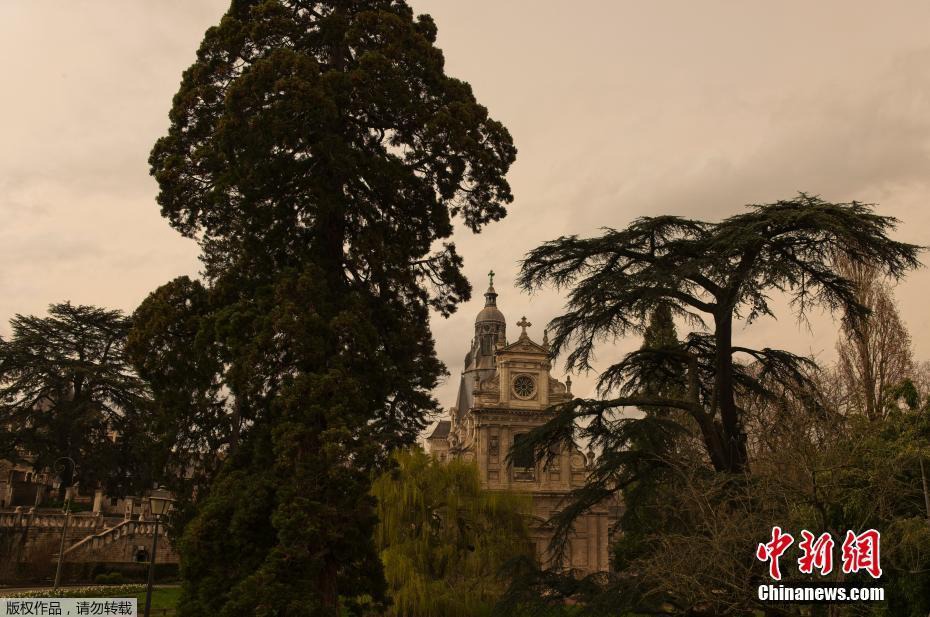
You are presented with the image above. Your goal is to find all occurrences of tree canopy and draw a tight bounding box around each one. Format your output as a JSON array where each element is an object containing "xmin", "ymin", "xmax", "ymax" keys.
[
  {"xmin": 140, "ymin": 1, "xmax": 515, "ymax": 614},
  {"xmin": 834, "ymin": 254, "xmax": 914, "ymax": 420},
  {"xmin": 507, "ymin": 197, "xmax": 926, "ymax": 615},
  {"xmin": 516, "ymin": 195, "xmax": 921, "ymax": 476},
  {"xmin": 0, "ymin": 302, "xmax": 151, "ymax": 497},
  {"xmin": 372, "ymin": 449, "xmax": 532, "ymax": 617},
  {"xmin": 149, "ymin": 0, "xmax": 515, "ymax": 304}
]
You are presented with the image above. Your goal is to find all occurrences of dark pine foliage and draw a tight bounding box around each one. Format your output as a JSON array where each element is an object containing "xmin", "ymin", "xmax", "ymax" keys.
[
  {"xmin": 510, "ymin": 195, "xmax": 922, "ymax": 556},
  {"xmin": 138, "ymin": 1, "xmax": 515, "ymax": 615},
  {"xmin": 0, "ymin": 303, "xmax": 152, "ymax": 498}
]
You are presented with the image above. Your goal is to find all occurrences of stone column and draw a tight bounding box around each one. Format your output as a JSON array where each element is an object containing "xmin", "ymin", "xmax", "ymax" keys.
[
  {"xmin": 500, "ymin": 425, "xmax": 511, "ymax": 488},
  {"xmin": 586, "ymin": 514, "xmax": 597, "ymax": 571}
]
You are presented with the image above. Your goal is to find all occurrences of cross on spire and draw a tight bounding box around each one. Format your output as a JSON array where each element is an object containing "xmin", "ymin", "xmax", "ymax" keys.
[
  {"xmin": 516, "ymin": 316, "xmax": 531, "ymax": 337},
  {"xmin": 488, "ymin": 269, "xmax": 495, "ymax": 287}
]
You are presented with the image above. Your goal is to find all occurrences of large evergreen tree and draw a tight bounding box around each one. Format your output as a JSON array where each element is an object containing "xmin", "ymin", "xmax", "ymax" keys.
[
  {"xmin": 139, "ymin": 1, "xmax": 515, "ymax": 614},
  {"xmin": 510, "ymin": 196, "xmax": 920, "ymax": 556},
  {"xmin": 516, "ymin": 195, "xmax": 920, "ymax": 476},
  {"xmin": 505, "ymin": 197, "xmax": 923, "ymax": 615},
  {"xmin": 0, "ymin": 303, "xmax": 151, "ymax": 497}
]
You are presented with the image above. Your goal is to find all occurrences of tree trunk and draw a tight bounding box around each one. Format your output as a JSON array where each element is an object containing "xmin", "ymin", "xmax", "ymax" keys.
[
  {"xmin": 318, "ymin": 556, "xmax": 339, "ymax": 615},
  {"xmin": 713, "ymin": 312, "xmax": 748, "ymax": 473},
  {"xmin": 692, "ymin": 413, "xmax": 729, "ymax": 473},
  {"xmin": 920, "ymin": 455, "xmax": 930, "ymax": 521}
]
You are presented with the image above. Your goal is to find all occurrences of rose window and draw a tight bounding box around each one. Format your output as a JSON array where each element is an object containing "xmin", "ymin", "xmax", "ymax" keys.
[{"xmin": 512, "ymin": 374, "xmax": 536, "ymax": 399}]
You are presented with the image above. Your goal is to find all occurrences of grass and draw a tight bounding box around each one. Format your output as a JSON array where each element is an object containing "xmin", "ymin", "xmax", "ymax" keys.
[{"xmin": 137, "ymin": 586, "xmax": 181, "ymax": 611}]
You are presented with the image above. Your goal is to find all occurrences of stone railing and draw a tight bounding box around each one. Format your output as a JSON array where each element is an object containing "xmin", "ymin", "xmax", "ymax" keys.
[
  {"xmin": 1, "ymin": 508, "xmax": 178, "ymax": 565},
  {"xmin": 62, "ymin": 519, "xmax": 176, "ymax": 563},
  {"xmin": 0, "ymin": 509, "xmax": 120, "ymax": 532},
  {"xmin": 62, "ymin": 519, "xmax": 134, "ymax": 557}
]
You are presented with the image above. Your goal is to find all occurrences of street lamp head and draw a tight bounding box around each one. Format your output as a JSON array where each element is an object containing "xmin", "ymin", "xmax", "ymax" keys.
[
  {"xmin": 53, "ymin": 457, "xmax": 76, "ymax": 485},
  {"xmin": 148, "ymin": 486, "xmax": 174, "ymax": 517}
]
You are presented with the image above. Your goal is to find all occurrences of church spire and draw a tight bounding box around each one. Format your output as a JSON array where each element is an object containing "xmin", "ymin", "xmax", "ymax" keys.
[
  {"xmin": 484, "ymin": 270, "xmax": 498, "ymax": 307},
  {"xmin": 472, "ymin": 268, "xmax": 506, "ymax": 367}
]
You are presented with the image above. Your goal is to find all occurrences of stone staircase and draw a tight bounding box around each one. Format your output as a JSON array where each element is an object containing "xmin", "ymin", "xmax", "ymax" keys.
[{"xmin": 62, "ymin": 519, "xmax": 176, "ymax": 563}]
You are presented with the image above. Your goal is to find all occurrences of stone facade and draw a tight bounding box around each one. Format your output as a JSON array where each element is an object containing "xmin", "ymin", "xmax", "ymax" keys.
[
  {"xmin": 427, "ymin": 278, "xmax": 617, "ymax": 574},
  {"xmin": 2, "ymin": 460, "xmax": 144, "ymax": 521}
]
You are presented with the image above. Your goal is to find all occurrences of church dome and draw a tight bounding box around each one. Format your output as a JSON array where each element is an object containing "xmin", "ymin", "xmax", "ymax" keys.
[{"xmin": 475, "ymin": 305, "xmax": 506, "ymax": 324}]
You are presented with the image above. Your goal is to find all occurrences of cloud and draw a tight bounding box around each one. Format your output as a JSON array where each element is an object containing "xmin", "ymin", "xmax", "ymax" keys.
[
  {"xmin": 2, "ymin": 0, "xmax": 929, "ymax": 412},
  {"xmin": 430, "ymin": 44, "xmax": 930, "ymax": 407}
]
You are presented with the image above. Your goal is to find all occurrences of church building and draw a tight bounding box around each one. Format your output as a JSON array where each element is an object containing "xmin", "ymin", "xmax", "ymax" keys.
[{"xmin": 427, "ymin": 274, "xmax": 616, "ymax": 574}]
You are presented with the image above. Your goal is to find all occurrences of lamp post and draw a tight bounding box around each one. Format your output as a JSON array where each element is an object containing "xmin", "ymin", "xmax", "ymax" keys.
[
  {"xmin": 52, "ymin": 456, "xmax": 76, "ymax": 592},
  {"xmin": 143, "ymin": 486, "xmax": 173, "ymax": 617}
]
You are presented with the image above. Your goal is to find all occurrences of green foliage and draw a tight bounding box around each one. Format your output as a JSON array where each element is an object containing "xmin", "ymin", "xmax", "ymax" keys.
[
  {"xmin": 141, "ymin": 1, "xmax": 515, "ymax": 614},
  {"xmin": 830, "ymin": 395, "xmax": 930, "ymax": 616},
  {"xmin": 126, "ymin": 276, "xmax": 229, "ymax": 515},
  {"xmin": 371, "ymin": 449, "xmax": 532, "ymax": 617},
  {"xmin": 149, "ymin": 0, "xmax": 515, "ymax": 299},
  {"xmin": 642, "ymin": 303, "xmax": 678, "ymax": 351},
  {"xmin": 94, "ymin": 572, "xmax": 126, "ymax": 585},
  {"xmin": 0, "ymin": 302, "xmax": 153, "ymax": 496},
  {"xmin": 512, "ymin": 195, "xmax": 920, "ymax": 512},
  {"xmin": 507, "ymin": 197, "xmax": 925, "ymax": 614},
  {"xmin": 517, "ymin": 194, "xmax": 921, "ymax": 475}
]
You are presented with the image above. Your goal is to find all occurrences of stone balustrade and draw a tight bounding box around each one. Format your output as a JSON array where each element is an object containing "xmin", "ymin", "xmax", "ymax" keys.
[
  {"xmin": 0, "ymin": 508, "xmax": 122, "ymax": 531},
  {"xmin": 63, "ymin": 519, "xmax": 177, "ymax": 564},
  {"xmin": 0, "ymin": 507, "xmax": 180, "ymax": 571}
]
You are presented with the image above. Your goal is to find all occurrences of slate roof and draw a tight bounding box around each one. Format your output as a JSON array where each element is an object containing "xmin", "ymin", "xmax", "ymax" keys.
[{"xmin": 427, "ymin": 420, "xmax": 451, "ymax": 440}]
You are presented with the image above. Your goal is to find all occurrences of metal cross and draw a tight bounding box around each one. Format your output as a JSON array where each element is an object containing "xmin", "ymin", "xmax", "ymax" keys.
[
  {"xmin": 488, "ymin": 269, "xmax": 495, "ymax": 286},
  {"xmin": 516, "ymin": 316, "xmax": 531, "ymax": 335}
]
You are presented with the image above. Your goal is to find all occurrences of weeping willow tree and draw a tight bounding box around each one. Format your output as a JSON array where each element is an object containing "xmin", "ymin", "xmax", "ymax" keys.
[{"xmin": 372, "ymin": 449, "xmax": 533, "ymax": 617}]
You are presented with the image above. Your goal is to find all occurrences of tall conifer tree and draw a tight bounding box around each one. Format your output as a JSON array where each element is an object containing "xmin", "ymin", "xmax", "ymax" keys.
[
  {"xmin": 503, "ymin": 198, "xmax": 922, "ymax": 615},
  {"xmin": 0, "ymin": 303, "xmax": 151, "ymax": 498},
  {"xmin": 509, "ymin": 196, "xmax": 920, "ymax": 557},
  {"xmin": 138, "ymin": 2, "xmax": 515, "ymax": 614}
]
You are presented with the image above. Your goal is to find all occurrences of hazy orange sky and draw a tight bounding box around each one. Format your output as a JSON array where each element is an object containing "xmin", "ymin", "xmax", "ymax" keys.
[{"xmin": 1, "ymin": 2, "xmax": 928, "ymax": 409}]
